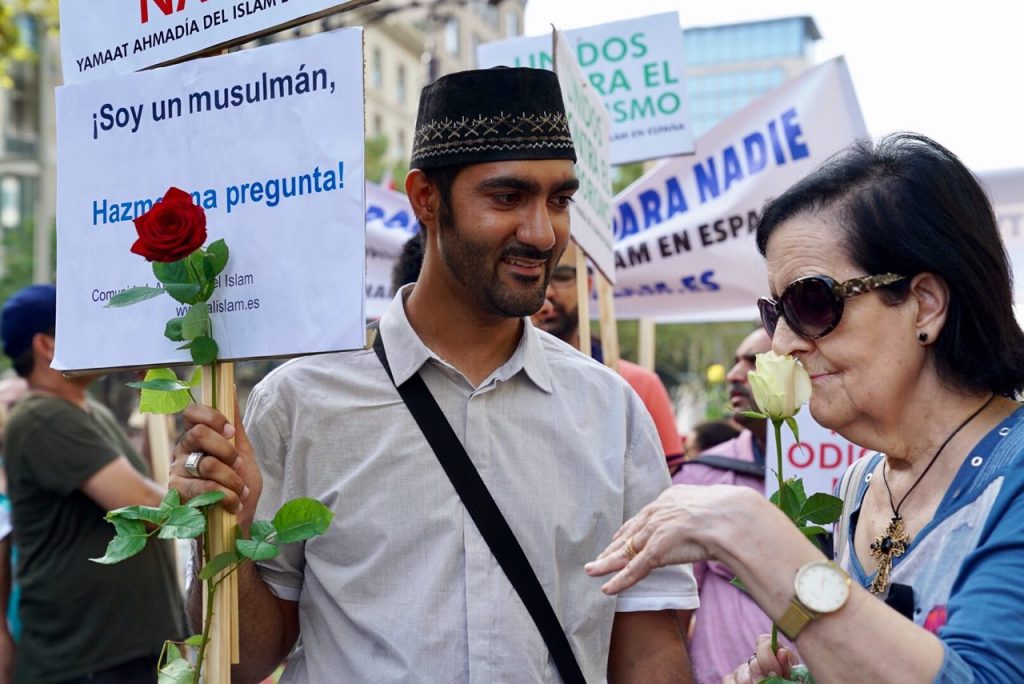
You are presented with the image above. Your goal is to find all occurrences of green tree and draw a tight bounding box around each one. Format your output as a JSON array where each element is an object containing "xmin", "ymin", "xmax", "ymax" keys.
[{"xmin": 365, "ymin": 134, "xmax": 409, "ymax": 193}]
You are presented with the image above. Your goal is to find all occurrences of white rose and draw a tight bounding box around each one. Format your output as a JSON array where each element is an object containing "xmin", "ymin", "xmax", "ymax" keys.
[{"xmin": 747, "ymin": 351, "xmax": 812, "ymax": 420}]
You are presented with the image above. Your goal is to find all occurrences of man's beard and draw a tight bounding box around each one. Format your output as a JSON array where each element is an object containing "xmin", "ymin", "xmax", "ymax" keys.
[{"xmin": 436, "ymin": 199, "xmax": 555, "ymax": 318}]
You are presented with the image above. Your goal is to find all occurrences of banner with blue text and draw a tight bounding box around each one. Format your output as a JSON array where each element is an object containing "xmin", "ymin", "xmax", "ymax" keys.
[
  {"xmin": 610, "ymin": 57, "xmax": 866, "ymax": 322},
  {"xmin": 54, "ymin": 29, "xmax": 366, "ymax": 371}
]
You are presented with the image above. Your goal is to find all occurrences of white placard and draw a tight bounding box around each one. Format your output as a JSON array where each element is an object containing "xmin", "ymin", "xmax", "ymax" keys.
[
  {"xmin": 365, "ymin": 181, "xmax": 418, "ymax": 319},
  {"xmin": 478, "ymin": 13, "xmax": 694, "ymax": 165},
  {"xmin": 553, "ymin": 30, "xmax": 615, "ymax": 282},
  {"xmin": 610, "ymin": 57, "xmax": 867, "ymax": 322},
  {"xmin": 60, "ymin": 0, "xmax": 374, "ymax": 85},
  {"xmin": 54, "ymin": 29, "xmax": 366, "ymax": 372}
]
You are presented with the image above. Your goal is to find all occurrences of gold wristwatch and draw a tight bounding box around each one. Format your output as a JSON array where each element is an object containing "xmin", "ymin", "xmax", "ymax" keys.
[{"xmin": 777, "ymin": 560, "xmax": 851, "ymax": 640}]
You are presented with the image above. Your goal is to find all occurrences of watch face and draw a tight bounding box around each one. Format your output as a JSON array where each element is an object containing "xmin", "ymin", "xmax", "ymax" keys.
[{"xmin": 795, "ymin": 561, "xmax": 851, "ymax": 613}]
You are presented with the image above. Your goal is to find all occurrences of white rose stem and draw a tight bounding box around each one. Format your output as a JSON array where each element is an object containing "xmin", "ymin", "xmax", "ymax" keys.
[{"xmin": 201, "ymin": 362, "xmax": 240, "ymax": 679}]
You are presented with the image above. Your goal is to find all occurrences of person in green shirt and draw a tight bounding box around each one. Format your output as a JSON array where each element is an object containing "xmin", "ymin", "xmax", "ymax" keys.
[{"xmin": 0, "ymin": 284, "xmax": 184, "ymax": 683}]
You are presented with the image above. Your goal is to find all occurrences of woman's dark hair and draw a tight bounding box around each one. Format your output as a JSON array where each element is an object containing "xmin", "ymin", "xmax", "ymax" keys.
[{"xmin": 756, "ymin": 132, "xmax": 1024, "ymax": 396}]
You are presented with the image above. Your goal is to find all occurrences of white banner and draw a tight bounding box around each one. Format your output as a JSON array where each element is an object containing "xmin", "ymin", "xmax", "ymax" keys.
[
  {"xmin": 554, "ymin": 30, "xmax": 615, "ymax": 282},
  {"xmin": 478, "ymin": 13, "xmax": 694, "ymax": 165},
  {"xmin": 54, "ymin": 29, "xmax": 366, "ymax": 371},
  {"xmin": 978, "ymin": 169, "xmax": 1024, "ymax": 324},
  {"xmin": 60, "ymin": 0, "xmax": 372, "ymax": 85},
  {"xmin": 365, "ymin": 182, "xmax": 418, "ymax": 319},
  {"xmin": 610, "ymin": 57, "xmax": 867, "ymax": 322}
]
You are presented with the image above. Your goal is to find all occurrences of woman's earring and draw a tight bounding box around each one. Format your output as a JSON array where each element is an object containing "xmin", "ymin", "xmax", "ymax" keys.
[{"xmin": 918, "ymin": 331, "xmax": 929, "ymax": 343}]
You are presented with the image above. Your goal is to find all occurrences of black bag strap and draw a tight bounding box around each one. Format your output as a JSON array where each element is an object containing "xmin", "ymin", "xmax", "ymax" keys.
[
  {"xmin": 687, "ymin": 454, "xmax": 765, "ymax": 478},
  {"xmin": 371, "ymin": 329, "xmax": 586, "ymax": 684}
]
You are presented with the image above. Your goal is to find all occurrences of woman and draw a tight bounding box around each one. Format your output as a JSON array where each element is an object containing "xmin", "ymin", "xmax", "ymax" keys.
[{"xmin": 586, "ymin": 133, "xmax": 1024, "ymax": 683}]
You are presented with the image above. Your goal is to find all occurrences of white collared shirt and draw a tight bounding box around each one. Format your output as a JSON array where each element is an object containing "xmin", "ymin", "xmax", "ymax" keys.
[{"xmin": 247, "ymin": 288, "xmax": 698, "ymax": 683}]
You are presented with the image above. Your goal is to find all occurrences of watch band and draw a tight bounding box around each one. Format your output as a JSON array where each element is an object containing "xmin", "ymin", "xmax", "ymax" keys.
[{"xmin": 777, "ymin": 598, "xmax": 815, "ymax": 640}]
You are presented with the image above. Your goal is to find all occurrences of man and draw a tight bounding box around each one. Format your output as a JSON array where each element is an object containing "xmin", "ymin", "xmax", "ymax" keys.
[
  {"xmin": 0, "ymin": 284, "xmax": 184, "ymax": 683},
  {"xmin": 535, "ymin": 248, "xmax": 685, "ymax": 471},
  {"xmin": 172, "ymin": 67, "xmax": 697, "ymax": 682},
  {"xmin": 672, "ymin": 327, "xmax": 790, "ymax": 683}
]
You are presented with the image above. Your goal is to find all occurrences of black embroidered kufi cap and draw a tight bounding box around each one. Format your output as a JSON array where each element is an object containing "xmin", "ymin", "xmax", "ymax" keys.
[{"xmin": 410, "ymin": 67, "xmax": 577, "ymax": 170}]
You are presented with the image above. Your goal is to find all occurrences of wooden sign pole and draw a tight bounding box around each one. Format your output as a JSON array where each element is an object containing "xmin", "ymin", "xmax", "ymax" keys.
[
  {"xmin": 637, "ymin": 317, "xmax": 656, "ymax": 372},
  {"xmin": 201, "ymin": 362, "xmax": 239, "ymax": 680},
  {"xmin": 596, "ymin": 274, "xmax": 619, "ymax": 372},
  {"xmin": 574, "ymin": 245, "xmax": 591, "ymax": 358}
]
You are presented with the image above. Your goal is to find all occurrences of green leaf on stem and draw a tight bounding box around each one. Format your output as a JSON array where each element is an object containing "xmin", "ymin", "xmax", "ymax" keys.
[
  {"xmin": 190, "ymin": 335, "xmax": 219, "ymax": 366},
  {"xmin": 158, "ymin": 505, "xmax": 206, "ymax": 539},
  {"xmin": 164, "ymin": 282, "xmax": 202, "ymax": 305},
  {"xmin": 132, "ymin": 368, "xmax": 197, "ymax": 415},
  {"xmin": 236, "ymin": 520, "xmax": 280, "ymax": 561},
  {"xmin": 184, "ymin": 634, "xmax": 205, "ymax": 648},
  {"xmin": 199, "ymin": 550, "xmax": 242, "ymax": 581},
  {"xmin": 182, "ymin": 304, "xmax": 211, "ymax": 341},
  {"xmin": 272, "ymin": 498, "xmax": 334, "ymax": 544},
  {"xmin": 775, "ymin": 481, "xmax": 802, "ymax": 521},
  {"xmin": 798, "ymin": 493, "xmax": 844, "ymax": 525},
  {"xmin": 730, "ymin": 576, "xmax": 748, "ymax": 593},
  {"xmin": 91, "ymin": 518, "xmax": 147, "ymax": 564},
  {"xmin": 738, "ymin": 410, "xmax": 766, "ymax": 420},
  {"xmin": 106, "ymin": 504, "xmax": 165, "ymax": 526},
  {"xmin": 153, "ymin": 260, "xmax": 189, "ymax": 286},
  {"xmin": 104, "ymin": 286, "xmax": 166, "ymax": 308},
  {"xmin": 161, "ymin": 489, "xmax": 181, "ymax": 509},
  {"xmin": 206, "ymin": 239, "xmax": 229, "ymax": 277},
  {"xmin": 157, "ymin": 655, "xmax": 194, "ymax": 684},
  {"xmin": 787, "ymin": 478, "xmax": 808, "ymax": 509},
  {"xmin": 186, "ymin": 490, "xmax": 226, "ymax": 509},
  {"xmin": 800, "ymin": 525, "xmax": 830, "ymax": 539},
  {"xmin": 164, "ymin": 317, "xmax": 185, "ymax": 342},
  {"xmin": 785, "ymin": 416, "xmax": 800, "ymax": 442}
]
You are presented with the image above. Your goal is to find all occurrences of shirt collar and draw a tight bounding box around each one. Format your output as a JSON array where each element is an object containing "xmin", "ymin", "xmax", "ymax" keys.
[{"xmin": 378, "ymin": 285, "xmax": 553, "ymax": 394}]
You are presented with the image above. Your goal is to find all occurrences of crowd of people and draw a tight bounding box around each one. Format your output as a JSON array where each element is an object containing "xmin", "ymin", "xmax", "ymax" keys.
[{"xmin": 0, "ymin": 63, "xmax": 1021, "ymax": 684}]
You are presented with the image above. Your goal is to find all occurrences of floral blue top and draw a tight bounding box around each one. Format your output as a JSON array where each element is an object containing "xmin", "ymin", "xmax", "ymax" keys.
[{"xmin": 835, "ymin": 405, "xmax": 1024, "ymax": 683}]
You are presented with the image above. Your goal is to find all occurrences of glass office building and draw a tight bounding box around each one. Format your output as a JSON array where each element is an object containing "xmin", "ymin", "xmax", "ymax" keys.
[{"xmin": 683, "ymin": 16, "xmax": 821, "ymax": 136}]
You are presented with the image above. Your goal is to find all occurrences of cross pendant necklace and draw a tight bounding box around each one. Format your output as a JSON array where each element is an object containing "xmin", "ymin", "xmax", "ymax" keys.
[{"xmin": 869, "ymin": 394, "xmax": 994, "ymax": 596}]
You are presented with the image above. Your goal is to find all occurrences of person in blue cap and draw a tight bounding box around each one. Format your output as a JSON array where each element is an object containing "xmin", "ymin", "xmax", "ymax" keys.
[{"xmin": 1, "ymin": 284, "xmax": 184, "ymax": 683}]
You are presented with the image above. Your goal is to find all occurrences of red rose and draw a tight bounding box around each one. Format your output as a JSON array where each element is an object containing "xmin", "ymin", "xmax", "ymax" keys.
[{"xmin": 130, "ymin": 187, "xmax": 207, "ymax": 262}]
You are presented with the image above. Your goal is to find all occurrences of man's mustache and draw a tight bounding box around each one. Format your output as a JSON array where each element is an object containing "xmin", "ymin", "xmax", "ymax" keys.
[{"xmin": 502, "ymin": 245, "xmax": 553, "ymax": 261}]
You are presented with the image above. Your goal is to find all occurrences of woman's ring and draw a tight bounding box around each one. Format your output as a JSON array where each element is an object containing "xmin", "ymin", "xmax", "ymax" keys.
[
  {"xmin": 624, "ymin": 536, "xmax": 639, "ymax": 560},
  {"xmin": 184, "ymin": 451, "xmax": 206, "ymax": 478}
]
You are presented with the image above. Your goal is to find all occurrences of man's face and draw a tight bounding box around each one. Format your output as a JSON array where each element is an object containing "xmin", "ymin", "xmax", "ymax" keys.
[
  {"xmin": 435, "ymin": 159, "xmax": 578, "ymax": 318},
  {"xmin": 534, "ymin": 262, "xmax": 579, "ymax": 341},
  {"xmin": 725, "ymin": 328, "xmax": 773, "ymax": 413}
]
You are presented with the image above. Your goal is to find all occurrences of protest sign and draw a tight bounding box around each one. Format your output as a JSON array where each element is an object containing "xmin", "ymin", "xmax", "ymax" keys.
[
  {"xmin": 478, "ymin": 13, "xmax": 693, "ymax": 165},
  {"xmin": 365, "ymin": 181, "xmax": 418, "ymax": 319},
  {"xmin": 60, "ymin": 0, "xmax": 374, "ymax": 85},
  {"xmin": 554, "ymin": 30, "xmax": 615, "ymax": 282},
  {"xmin": 978, "ymin": 169, "xmax": 1024, "ymax": 323},
  {"xmin": 610, "ymin": 57, "xmax": 867, "ymax": 322},
  {"xmin": 54, "ymin": 28, "xmax": 366, "ymax": 372}
]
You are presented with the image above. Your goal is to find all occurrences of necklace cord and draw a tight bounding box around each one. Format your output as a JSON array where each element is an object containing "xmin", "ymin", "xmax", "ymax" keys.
[{"xmin": 882, "ymin": 393, "xmax": 996, "ymax": 517}]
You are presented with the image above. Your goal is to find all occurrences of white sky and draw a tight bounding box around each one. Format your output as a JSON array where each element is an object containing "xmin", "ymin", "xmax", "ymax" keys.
[{"xmin": 524, "ymin": 0, "xmax": 1023, "ymax": 173}]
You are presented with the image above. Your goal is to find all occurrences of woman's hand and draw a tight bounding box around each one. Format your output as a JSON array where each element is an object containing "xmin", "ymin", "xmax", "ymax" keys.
[
  {"xmin": 722, "ymin": 634, "xmax": 796, "ymax": 684},
  {"xmin": 586, "ymin": 484, "xmax": 761, "ymax": 594}
]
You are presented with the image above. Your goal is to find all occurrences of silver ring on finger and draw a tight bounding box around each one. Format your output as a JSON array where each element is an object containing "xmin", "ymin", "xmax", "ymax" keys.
[{"xmin": 184, "ymin": 451, "xmax": 207, "ymax": 478}]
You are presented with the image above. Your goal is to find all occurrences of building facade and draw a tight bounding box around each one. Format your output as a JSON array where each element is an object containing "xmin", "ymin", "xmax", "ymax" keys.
[{"xmin": 683, "ymin": 16, "xmax": 821, "ymax": 137}]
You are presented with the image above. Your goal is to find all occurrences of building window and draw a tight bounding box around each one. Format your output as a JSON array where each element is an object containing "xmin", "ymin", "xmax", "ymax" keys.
[
  {"xmin": 371, "ymin": 47, "xmax": 383, "ymax": 89},
  {"xmin": 373, "ymin": 114, "xmax": 383, "ymax": 136},
  {"xmin": 445, "ymin": 18, "xmax": 460, "ymax": 56},
  {"xmin": 397, "ymin": 130, "xmax": 407, "ymax": 156},
  {"xmin": 396, "ymin": 64, "xmax": 407, "ymax": 104},
  {"xmin": 504, "ymin": 10, "xmax": 520, "ymax": 38}
]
